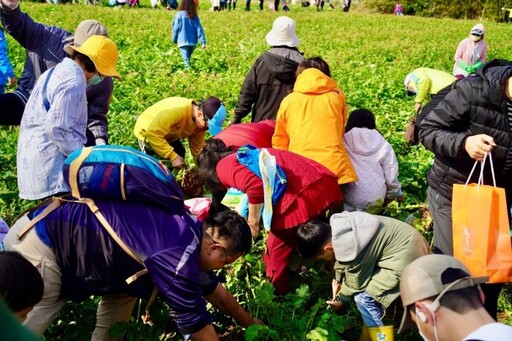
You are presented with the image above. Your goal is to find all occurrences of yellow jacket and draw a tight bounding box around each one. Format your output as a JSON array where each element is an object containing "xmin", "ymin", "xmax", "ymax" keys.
[
  {"xmin": 133, "ymin": 97, "xmax": 205, "ymax": 161},
  {"xmin": 272, "ymin": 68, "xmax": 357, "ymax": 184}
]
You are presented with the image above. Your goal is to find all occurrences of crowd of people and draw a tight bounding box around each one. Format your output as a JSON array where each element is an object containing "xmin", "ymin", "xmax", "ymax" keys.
[{"xmin": 0, "ymin": 0, "xmax": 510, "ymax": 340}]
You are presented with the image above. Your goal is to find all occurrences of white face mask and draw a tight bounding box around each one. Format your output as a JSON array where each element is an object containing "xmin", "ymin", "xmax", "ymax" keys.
[
  {"xmin": 416, "ymin": 311, "xmax": 431, "ymax": 341},
  {"xmin": 415, "ymin": 310, "xmax": 440, "ymax": 341}
]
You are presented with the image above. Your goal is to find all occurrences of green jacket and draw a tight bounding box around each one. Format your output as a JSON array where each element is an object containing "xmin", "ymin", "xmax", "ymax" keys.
[
  {"xmin": 333, "ymin": 214, "xmax": 429, "ymax": 307},
  {"xmin": 408, "ymin": 68, "xmax": 455, "ymax": 104}
]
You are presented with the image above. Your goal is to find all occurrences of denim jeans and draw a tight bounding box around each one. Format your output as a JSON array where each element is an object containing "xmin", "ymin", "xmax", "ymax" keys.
[
  {"xmin": 353, "ymin": 291, "xmax": 384, "ymax": 327},
  {"xmin": 179, "ymin": 46, "xmax": 195, "ymax": 68}
]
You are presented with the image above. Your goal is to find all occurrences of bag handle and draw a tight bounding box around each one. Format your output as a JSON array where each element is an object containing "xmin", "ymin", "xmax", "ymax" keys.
[{"xmin": 465, "ymin": 151, "xmax": 496, "ymax": 187}]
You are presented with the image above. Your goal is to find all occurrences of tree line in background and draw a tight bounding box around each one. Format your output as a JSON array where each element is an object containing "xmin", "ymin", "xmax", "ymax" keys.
[{"xmin": 365, "ymin": 0, "xmax": 511, "ymax": 20}]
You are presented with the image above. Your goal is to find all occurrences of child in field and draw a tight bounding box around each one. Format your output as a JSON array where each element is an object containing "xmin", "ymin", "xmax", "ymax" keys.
[
  {"xmin": 343, "ymin": 109, "xmax": 402, "ymax": 212},
  {"xmin": 272, "ymin": 57, "xmax": 357, "ymax": 189},
  {"xmin": 0, "ymin": 28, "xmax": 16, "ymax": 94},
  {"xmin": 296, "ymin": 212, "xmax": 429, "ymax": 339},
  {"xmin": 172, "ymin": 0, "xmax": 206, "ymax": 69},
  {"xmin": 134, "ymin": 96, "xmax": 226, "ymax": 169},
  {"xmin": 0, "ymin": 251, "xmax": 43, "ymax": 321}
]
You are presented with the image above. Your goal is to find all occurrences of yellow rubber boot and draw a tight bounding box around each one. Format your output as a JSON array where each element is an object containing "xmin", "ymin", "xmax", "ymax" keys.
[
  {"xmin": 358, "ymin": 325, "xmax": 370, "ymax": 341},
  {"xmin": 368, "ymin": 325, "xmax": 394, "ymax": 341}
]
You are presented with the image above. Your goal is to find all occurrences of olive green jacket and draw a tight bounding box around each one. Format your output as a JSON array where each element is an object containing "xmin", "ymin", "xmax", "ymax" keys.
[{"xmin": 334, "ymin": 215, "xmax": 429, "ymax": 307}]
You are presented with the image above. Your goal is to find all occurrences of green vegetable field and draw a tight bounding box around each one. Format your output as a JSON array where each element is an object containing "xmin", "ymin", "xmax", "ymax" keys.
[{"xmin": 1, "ymin": 2, "xmax": 512, "ymax": 340}]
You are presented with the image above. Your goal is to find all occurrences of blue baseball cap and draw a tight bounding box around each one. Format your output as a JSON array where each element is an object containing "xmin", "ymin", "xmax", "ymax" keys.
[{"xmin": 202, "ymin": 96, "xmax": 226, "ymax": 136}]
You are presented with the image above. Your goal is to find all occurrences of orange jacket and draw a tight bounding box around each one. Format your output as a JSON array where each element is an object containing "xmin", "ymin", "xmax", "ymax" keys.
[{"xmin": 272, "ymin": 68, "xmax": 357, "ymax": 184}]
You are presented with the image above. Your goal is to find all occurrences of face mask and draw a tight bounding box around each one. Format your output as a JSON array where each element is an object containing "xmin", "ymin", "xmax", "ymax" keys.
[
  {"xmin": 471, "ymin": 35, "xmax": 481, "ymax": 42},
  {"xmin": 88, "ymin": 73, "xmax": 104, "ymax": 86},
  {"xmin": 416, "ymin": 311, "xmax": 431, "ymax": 341}
]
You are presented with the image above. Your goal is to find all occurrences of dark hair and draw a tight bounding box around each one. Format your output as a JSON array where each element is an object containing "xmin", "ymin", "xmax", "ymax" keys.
[
  {"xmin": 178, "ymin": 0, "xmax": 197, "ymax": 18},
  {"xmin": 203, "ymin": 211, "xmax": 252, "ymax": 256},
  {"xmin": 71, "ymin": 51, "xmax": 97, "ymax": 73},
  {"xmin": 345, "ymin": 109, "xmax": 377, "ymax": 133},
  {"xmin": 297, "ymin": 56, "xmax": 331, "ymax": 77},
  {"xmin": 0, "ymin": 251, "xmax": 44, "ymax": 313},
  {"xmin": 438, "ymin": 268, "xmax": 482, "ymax": 313},
  {"xmin": 197, "ymin": 139, "xmax": 235, "ymax": 191},
  {"xmin": 296, "ymin": 220, "xmax": 332, "ymax": 259}
]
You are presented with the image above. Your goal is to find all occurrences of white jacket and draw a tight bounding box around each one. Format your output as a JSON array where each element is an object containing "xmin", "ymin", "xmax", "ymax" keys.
[{"xmin": 343, "ymin": 128, "xmax": 401, "ymax": 211}]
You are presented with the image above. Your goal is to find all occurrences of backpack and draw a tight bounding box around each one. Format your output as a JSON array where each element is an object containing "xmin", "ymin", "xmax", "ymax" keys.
[{"xmin": 63, "ymin": 145, "xmax": 185, "ymax": 213}]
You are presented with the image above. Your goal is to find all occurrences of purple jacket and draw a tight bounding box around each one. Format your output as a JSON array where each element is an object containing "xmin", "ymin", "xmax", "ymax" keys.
[
  {"xmin": 0, "ymin": 5, "xmax": 113, "ymax": 143},
  {"xmin": 33, "ymin": 200, "xmax": 217, "ymax": 335}
]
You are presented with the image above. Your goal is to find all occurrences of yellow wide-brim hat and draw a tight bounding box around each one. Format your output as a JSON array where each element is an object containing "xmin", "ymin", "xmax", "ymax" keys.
[{"xmin": 70, "ymin": 35, "xmax": 121, "ymax": 80}]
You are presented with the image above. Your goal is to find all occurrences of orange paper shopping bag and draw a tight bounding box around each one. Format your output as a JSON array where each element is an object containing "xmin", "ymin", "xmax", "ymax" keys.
[{"xmin": 452, "ymin": 152, "xmax": 512, "ymax": 283}]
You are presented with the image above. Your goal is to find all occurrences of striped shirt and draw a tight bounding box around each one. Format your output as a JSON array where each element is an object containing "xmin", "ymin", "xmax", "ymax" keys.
[{"xmin": 17, "ymin": 58, "xmax": 87, "ymax": 200}]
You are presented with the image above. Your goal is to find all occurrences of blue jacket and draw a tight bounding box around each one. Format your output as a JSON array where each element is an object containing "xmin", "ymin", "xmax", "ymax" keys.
[
  {"xmin": 0, "ymin": 29, "xmax": 14, "ymax": 86},
  {"xmin": 33, "ymin": 200, "xmax": 217, "ymax": 336},
  {"xmin": 0, "ymin": 4, "xmax": 113, "ymax": 143},
  {"xmin": 172, "ymin": 11, "xmax": 206, "ymax": 48}
]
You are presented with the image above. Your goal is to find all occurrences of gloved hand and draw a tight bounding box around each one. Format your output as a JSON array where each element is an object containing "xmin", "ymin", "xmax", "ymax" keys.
[{"xmin": 459, "ymin": 60, "xmax": 471, "ymax": 72}]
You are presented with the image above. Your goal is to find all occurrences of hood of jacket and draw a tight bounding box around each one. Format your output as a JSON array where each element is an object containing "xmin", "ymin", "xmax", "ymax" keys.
[
  {"xmin": 476, "ymin": 59, "xmax": 512, "ymax": 107},
  {"xmin": 343, "ymin": 128, "xmax": 386, "ymax": 157},
  {"xmin": 263, "ymin": 47, "xmax": 303, "ymax": 84},
  {"xmin": 293, "ymin": 68, "xmax": 338, "ymax": 94},
  {"xmin": 330, "ymin": 211, "xmax": 380, "ymax": 262}
]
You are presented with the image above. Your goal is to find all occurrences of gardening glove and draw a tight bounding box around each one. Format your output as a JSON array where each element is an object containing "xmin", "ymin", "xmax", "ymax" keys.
[{"xmin": 459, "ymin": 60, "xmax": 470, "ymax": 72}]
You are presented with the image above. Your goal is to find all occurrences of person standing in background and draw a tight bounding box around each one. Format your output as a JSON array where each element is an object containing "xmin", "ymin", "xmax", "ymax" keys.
[
  {"xmin": 172, "ymin": 0, "xmax": 206, "ymax": 69},
  {"xmin": 233, "ymin": 16, "xmax": 303, "ymax": 124}
]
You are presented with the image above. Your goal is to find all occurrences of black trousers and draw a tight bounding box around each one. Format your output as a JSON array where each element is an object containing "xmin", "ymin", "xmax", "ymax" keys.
[{"xmin": 0, "ymin": 92, "xmax": 25, "ymax": 126}]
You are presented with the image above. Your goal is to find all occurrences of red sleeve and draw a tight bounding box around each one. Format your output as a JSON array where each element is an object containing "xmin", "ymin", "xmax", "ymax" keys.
[{"xmin": 216, "ymin": 154, "xmax": 264, "ymax": 204}]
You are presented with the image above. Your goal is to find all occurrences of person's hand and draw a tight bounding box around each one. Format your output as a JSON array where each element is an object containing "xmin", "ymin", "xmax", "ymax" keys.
[
  {"xmin": 252, "ymin": 318, "xmax": 265, "ymax": 326},
  {"xmin": 171, "ymin": 155, "xmax": 185, "ymax": 169},
  {"xmin": 396, "ymin": 194, "xmax": 404, "ymax": 202},
  {"xmin": 248, "ymin": 219, "xmax": 260, "ymax": 237},
  {"xmin": 326, "ymin": 300, "xmax": 346, "ymax": 312},
  {"xmin": 331, "ymin": 278, "xmax": 340, "ymax": 301},
  {"xmin": 414, "ymin": 102, "xmax": 422, "ymax": 114},
  {"xmin": 9, "ymin": 77, "xmax": 16, "ymax": 87},
  {"xmin": 464, "ymin": 134, "xmax": 496, "ymax": 161}
]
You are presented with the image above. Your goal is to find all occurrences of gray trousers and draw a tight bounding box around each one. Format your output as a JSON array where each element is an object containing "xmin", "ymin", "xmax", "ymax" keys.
[{"xmin": 427, "ymin": 186, "xmax": 453, "ymax": 255}]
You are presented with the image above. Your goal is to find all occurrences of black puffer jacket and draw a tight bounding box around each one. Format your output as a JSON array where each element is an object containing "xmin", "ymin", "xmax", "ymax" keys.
[
  {"xmin": 419, "ymin": 59, "xmax": 512, "ymax": 200},
  {"xmin": 233, "ymin": 47, "xmax": 303, "ymax": 123}
]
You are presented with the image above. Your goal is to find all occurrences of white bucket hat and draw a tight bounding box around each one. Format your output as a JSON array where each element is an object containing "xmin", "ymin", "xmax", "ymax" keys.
[{"xmin": 265, "ymin": 16, "xmax": 300, "ymax": 48}]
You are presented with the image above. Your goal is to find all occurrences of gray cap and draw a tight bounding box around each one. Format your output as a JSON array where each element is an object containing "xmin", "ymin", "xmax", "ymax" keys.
[
  {"xmin": 398, "ymin": 254, "xmax": 488, "ymax": 334},
  {"xmin": 63, "ymin": 20, "xmax": 108, "ymax": 55}
]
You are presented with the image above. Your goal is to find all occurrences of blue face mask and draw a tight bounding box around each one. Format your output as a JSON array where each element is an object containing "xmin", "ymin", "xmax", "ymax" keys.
[{"xmin": 88, "ymin": 73, "xmax": 104, "ymax": 86}]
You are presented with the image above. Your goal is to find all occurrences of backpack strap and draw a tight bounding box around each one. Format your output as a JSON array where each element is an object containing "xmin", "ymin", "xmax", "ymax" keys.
[
  {"xmin": 68, "ymin": 147, "xmax": 94, "ymax": 199},
  {"xmin": 18, "ymin": 197, "xmax": 64, "ymax": 240},
  {"xmin": 43, "ymin": 67, "xmax": 56, "ymax": 111},
  {"xmin": 80, "ymin": 198, "xmax": 144, "ymax": 266}
]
